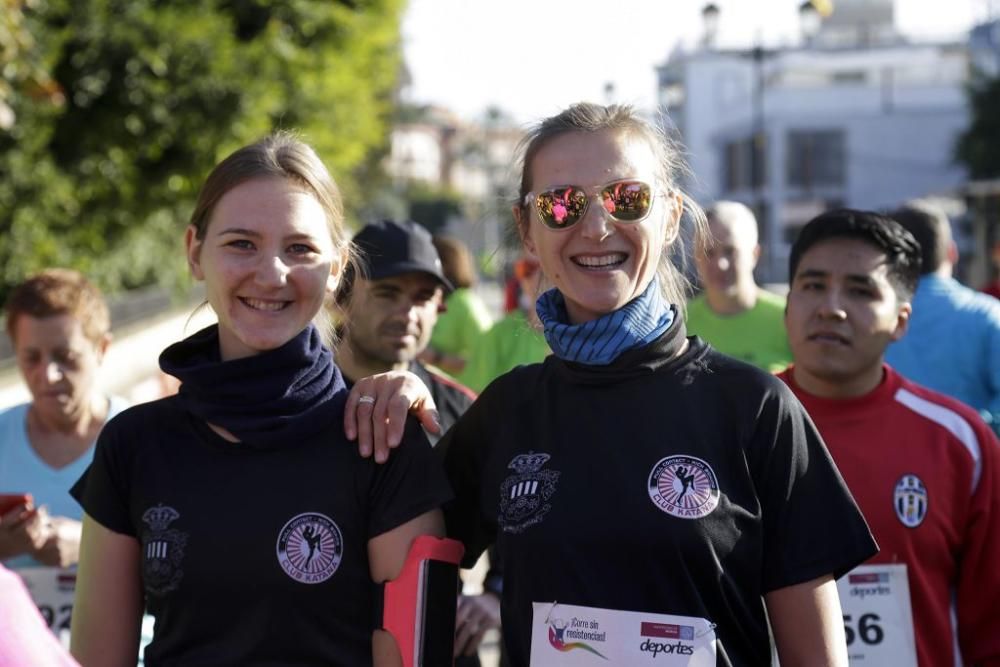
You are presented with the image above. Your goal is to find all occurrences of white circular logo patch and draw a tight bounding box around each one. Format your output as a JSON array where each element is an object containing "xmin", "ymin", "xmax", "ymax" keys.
[
  {"xmin": 648, "ymin": 455, "xmax": 720, "ymax": 519},
  {"xmin": 894, "ymin": 474, "xmax": 928, "ymax": 528},
  {"xmin": 276, "ymin": 512, "xmax": 343, "ymax": 584}
]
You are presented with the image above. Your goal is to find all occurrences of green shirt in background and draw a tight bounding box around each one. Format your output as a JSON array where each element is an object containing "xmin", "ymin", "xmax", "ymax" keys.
[
  {"xmin": 429, "ymin": 287, "xmax": 493, "ymax": 361},
  {"xmin": 685, "ymin": 289, "xmax": 792, "ymax": 373},
  {"xmin": 459, "ymin": 310, "xmax": 550, "ymax": 392}
]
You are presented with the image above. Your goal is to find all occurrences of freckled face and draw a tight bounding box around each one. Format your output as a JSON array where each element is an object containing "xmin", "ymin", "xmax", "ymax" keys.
[
  {"xmin": 186, "ymin": 177, "xmax": 339, "ymax": 361},
  {"xmin": 520, "ymin": 130, "xmax": 681, "ymax": 324}
]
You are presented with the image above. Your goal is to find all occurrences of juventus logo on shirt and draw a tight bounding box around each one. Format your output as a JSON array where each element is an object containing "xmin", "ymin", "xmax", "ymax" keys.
[{"xmin": 893, "ymin": 474, "xmax": 928, "ymax": 528}]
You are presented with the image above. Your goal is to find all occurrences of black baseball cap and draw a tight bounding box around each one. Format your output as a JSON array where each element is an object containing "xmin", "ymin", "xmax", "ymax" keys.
[{"xmin": 352, "ymin": 219, "xmax": 454, "ymax": 292}]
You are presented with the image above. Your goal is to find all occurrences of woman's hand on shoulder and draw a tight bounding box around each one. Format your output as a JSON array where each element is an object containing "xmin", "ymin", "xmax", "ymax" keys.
[{"xmin": 344, "ymin": 370, "xmax": 440, "ymax": 463}]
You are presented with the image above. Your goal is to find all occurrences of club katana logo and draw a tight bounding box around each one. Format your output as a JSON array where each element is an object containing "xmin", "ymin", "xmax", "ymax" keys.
[
  {"xmin": 276, "ymin": 512, "xmax": 343, "ymax": 584},
  {"xmin": 499, "ymin": 452, "xmax": 560, "ymax": 533},
  {"xmin": 648, "ymin": 455, "xmax": 720, "ymax": 519},
  {"xmin": 141, "ymin": 504, "xmax": 188, "ymax": 595},
  {"xmin": 894, "ymin": 474, "xmax": 928, "ymax": 528}
]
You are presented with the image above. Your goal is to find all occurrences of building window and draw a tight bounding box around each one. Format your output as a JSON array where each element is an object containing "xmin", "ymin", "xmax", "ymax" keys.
[
  {"xmin": 832, "ymin": 70, "xmax": 867, "ymax": 84},
  {"xmin": 723, "ymin": 136, "xmax": 766, "ymax": 191},
  {"xmin": 786, "ymin": 130, "xmax": 845, "ymax": 188}
]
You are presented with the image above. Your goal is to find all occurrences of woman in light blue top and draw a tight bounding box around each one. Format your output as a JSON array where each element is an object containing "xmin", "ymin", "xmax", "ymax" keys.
[
  {"xmin": 0, "ymin": 269, "xmax": 126, "ymax": 570},
  {"xmin": 0, "ymin": 269, "xmax": 127, "ymax": 645}
]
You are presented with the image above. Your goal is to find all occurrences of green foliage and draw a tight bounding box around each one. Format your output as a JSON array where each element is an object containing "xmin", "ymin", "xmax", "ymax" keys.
[
  {"xmin": 955, "ymin": 70, "xmax": 1000, "ymax": 180},
  {"xmin": 0, "ymin": 0, "xmax": 404, "ymax": 305}
]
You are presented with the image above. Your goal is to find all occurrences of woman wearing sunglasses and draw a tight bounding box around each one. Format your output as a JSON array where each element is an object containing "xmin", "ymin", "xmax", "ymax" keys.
[{"xmin": 350, "ymin": 103, "xmax": 876, "ymax": 665}]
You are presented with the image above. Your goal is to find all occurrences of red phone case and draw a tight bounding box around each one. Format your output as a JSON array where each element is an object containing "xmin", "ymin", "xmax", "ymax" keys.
[
  {"xmin": 0, "ymin": 493, "xmax": 33, "ymax": 515},
  {"xmin": 382, "ymin": 535, "xmax": 464, "ymax": 667}
]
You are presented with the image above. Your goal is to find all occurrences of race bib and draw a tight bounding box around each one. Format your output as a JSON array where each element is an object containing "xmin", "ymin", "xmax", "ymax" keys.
[
  {"xmin": 17, "ymin": 567, "xmax": 76, "ymax": 647},
  {"xmin": 836, "ymin": 564, "xmax": 917, "ymax": 666},
  {"xmin": 530, "ymin": 601, "xmax": 716, "ymax": 665}
]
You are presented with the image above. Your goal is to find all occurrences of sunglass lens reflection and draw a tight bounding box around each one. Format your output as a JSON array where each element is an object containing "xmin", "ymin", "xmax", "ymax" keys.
[
  {"xmin": 536, "ymin": 187, "xmax": 588, "ymax": 228},
  {"xmin": 602, "ymin": 182, "xmax": 652, "ymax": 221},
  {"xmin": 536, "ymin": 181, "xmax": 652, "ymax": 228}
]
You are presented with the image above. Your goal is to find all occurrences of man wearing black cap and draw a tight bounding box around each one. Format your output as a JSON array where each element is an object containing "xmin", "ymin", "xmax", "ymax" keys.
[
  {"xmin": 336, "ymin": 220, "xmax": 498, "ymax": 665},
  {"xmin": 336, "ymin": 220, "xmax": 500, "ymax": 667},
  {"xmin": 336, "ymin": 219, "xmax": 477, "ymax": 449}
]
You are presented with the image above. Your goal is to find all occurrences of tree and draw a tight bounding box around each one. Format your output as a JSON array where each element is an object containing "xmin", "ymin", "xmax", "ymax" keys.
[
  {"xmin": 955, "ymin": 70, "xmax": 1000, "ymax": 180},
  {"xmin": 0, "ymin": 0, "xmax": 405, "ymax": 304}
]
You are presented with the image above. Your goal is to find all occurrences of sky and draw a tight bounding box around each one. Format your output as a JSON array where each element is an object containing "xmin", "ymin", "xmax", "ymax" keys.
[{"xmin": 400, "ymin": 0, "xmax": 995, "ymax": 124}]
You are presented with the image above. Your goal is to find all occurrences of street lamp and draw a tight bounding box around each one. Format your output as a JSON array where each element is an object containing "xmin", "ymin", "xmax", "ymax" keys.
[
  {"xmin": 798, "ymin": 1, "xmax": 822, "ymax": 45},
  {"xmin": 603, "ymin": 82, "xmax": 616, "ymax": 105},
  {"xmin": 702, "ymin": 2, "xmax": 829, "ymax": 280},
  {"xmin": 701, "ymin": 3, "xmax": 720, "ymax": 49}
]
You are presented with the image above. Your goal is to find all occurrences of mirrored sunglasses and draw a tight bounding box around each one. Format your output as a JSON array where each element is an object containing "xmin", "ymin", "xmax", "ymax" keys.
[{"xmin": 524, "ymin": 179, "xmax": 656, "ymax": 230}]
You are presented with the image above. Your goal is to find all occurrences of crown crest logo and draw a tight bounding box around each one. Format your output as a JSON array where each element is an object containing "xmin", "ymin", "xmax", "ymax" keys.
[
  {"xmin": 142, "ymin": 505, "xmax": 180, "ymax": 531},
  {"xmin": 508, "ymin": 452, "xmax": 551, "ymax": 474}
]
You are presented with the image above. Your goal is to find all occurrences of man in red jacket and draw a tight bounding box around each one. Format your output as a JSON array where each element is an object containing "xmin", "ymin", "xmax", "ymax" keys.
[{"xmin": 779, "ymin": 208, "xmax": 1000, "ymax": 667}]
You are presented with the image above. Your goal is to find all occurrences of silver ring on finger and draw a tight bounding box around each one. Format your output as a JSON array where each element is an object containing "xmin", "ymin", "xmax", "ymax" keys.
[{"xmin": 358, "ymin": 395, "xmax": 376, "ymax": 405}]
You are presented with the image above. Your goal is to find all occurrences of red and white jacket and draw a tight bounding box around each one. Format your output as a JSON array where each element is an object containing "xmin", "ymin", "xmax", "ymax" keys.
[{"xmin": 780, "ymin": 364, "xmax": 1000, "ymax": 667}]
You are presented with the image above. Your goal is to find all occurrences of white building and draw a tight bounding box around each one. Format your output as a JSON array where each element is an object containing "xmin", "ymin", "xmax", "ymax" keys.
[
  {"xmin": 657, "ymin": 0, "xmax": 971, "ymax": 282},
  {"xmin": 384, "ymin": 105, "xmax": 524, "ymax": 262}
]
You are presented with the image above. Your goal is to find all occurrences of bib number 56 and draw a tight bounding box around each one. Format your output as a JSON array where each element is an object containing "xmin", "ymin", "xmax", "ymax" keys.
[{"xmin": 843, "ymin": 613, "xmax": 884, "ymax": 646}]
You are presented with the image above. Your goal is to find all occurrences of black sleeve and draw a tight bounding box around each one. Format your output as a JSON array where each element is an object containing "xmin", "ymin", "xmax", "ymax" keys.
[
  {"xmin": 438, "ymin": 383, "xmax": 499, "ymax": 569},
  {"xmin": 751, "ymin": 379, "xmax": 878, "ymax": 593},
  {"xmin": 367, "ymin": 416, "xmax": 453, "ymax": 538},
  {"xmin": 69, "ymin": 411, "xmax": 137, "ymax": 537}
]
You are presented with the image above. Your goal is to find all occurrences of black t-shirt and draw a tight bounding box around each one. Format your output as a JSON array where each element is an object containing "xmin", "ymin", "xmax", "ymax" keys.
[
  {"xmin": 409, "ymin": 361, "xmax": 476, "ymax": 447},
  {"xmin": 440, "ymin": 324, "xmax": 877, "ymax": 667},
  {"xmin": 72, "ymin": 394, "xmax": 452, "ymax": 667}
]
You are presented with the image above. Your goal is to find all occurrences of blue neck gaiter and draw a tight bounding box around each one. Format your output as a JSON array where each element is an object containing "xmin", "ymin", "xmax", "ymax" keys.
[{"xmin": 535, "ymin": 279, "xmax": 675, "ymax": 365}]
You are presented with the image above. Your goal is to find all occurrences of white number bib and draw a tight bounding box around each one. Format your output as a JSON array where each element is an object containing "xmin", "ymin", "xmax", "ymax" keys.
[
  {"xmin": 529, "ymin": 601, "xmax": 716, "ymax": 665},
  {"xmin": 17, "ymin": 567, "xmax": 76, "ymax": 647},
  {"xmin": 836, "ymin": 564, "xmax": 917, "ymax": 666}
]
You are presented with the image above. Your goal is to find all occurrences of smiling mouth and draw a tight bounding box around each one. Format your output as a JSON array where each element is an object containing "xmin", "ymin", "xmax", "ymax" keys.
[
  {"xmin": 240, "ymin": 297, "xmax": 290, "ymax": 312},
  {"xmin": 572, "ymin": 253, "xmax": 627, "ymax": 270}
]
